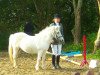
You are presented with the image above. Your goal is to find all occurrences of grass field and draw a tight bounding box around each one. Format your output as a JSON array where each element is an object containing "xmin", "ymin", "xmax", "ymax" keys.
[{"xmin": 0, "ymin": 51, "xmax": 100, "ymax": 75}]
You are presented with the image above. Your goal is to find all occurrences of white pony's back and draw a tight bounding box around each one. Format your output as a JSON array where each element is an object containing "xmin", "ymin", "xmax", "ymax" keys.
[{"xmin": 9, "ymin": 32, "xmax": 28, "ymax": 47}]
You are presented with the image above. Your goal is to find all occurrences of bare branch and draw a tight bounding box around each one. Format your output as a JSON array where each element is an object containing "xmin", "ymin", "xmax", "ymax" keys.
[
  {"xmin": 33, "ymin": 0, "xmax": 39, "ymax": 13},
  {"xmin": 72, "ymin": 0, "xmax": 76, "ymax": 14},
  {"xmin": 77, "ymin": 0, "xmax": 83, "ymax": 12}
]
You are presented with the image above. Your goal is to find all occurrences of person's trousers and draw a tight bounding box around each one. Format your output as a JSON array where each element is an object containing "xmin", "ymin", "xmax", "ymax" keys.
[{"xmin": 51, "ymin": 44, "xmax": 62, "ymax": 56}]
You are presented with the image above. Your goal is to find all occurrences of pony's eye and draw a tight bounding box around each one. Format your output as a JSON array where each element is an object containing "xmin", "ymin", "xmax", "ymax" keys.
[{"xmin": 57, "ymin": 32, "xmax": 60, "ymax": 34}]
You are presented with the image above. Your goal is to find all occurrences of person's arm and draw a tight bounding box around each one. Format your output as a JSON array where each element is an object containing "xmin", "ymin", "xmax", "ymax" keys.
[{"xmin": 60, "ymin": 23, "xmax": 64, "ymax": 36}]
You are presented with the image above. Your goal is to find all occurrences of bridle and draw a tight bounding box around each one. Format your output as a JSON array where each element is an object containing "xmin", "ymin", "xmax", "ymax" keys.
[{"xmin": 56, "ymin": 36, "xmax": 63, "ymax": 40}]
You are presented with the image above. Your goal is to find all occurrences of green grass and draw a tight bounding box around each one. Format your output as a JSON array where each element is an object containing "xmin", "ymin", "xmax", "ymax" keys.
[
  {"xmin": 63, "ymin": 43, "xmax": 100, "ymax": 59},
  {"xmin": 63, "ymin": 43, "xmax": 83, "ymax": 52},
  {"xmin": 63, "ymin": 33, "xmax": 96, "ymax": 52},
  {"xmin": 87, "ymin": 50, "xmax": 100, "ymax": 59},
  {"xmin": 63, "ymin": 33, "xmax": 100, "ymax": 59},
  {"xmin": 87, "ymin": 54, "xmax": 100, "ymax": 59}
]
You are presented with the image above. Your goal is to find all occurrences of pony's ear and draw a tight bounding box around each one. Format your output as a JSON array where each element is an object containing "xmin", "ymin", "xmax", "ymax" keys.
[
  {"xmin": 50, "ymin": 26, "xmax": 56, "ymax": 35},
  {"xmin": 50, "ymin": 26, "xmax": 60, "ymax": 34}
]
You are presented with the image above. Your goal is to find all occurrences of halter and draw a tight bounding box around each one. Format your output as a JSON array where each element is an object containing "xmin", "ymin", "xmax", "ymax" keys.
[{"xmin": 56, "ymin": 35, "xmax": 63, "ymax": 40}]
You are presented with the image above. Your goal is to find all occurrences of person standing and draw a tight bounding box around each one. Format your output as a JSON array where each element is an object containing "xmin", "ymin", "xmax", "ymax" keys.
[{"xmin": 50, "ymin": 14, "xmax": 64, "ymax": 69}]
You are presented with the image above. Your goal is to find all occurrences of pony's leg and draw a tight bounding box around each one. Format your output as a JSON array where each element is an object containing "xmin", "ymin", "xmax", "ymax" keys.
[
  {"xmin": 13, "ymin": 47, "xmax": 18, "ymax": 68},
  {"xmin": 42, "ymin": 51, "xmax": 46, "ymax": 69},
  {"xmin": 35, "ymin": 51, "xmax": 43, "ymax": 71}
]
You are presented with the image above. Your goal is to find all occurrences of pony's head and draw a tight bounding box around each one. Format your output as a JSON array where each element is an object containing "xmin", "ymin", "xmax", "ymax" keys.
[{"xmin": 50, "ymin": 26, "xmax": 64, "ymax": 44}]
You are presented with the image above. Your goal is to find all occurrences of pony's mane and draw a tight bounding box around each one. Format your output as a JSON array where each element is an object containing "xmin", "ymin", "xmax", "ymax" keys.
[{"xmin": 35, "ymin": 26, "xmax": 52, "ymax": 36}]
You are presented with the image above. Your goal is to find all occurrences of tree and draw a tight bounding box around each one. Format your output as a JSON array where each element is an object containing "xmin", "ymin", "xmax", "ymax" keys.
[
  {"xmin": 97, "ymin": 0, "xmax": 100, "ymax": 10},
  {"xmin": 33, "ymin": 0, "xmax": 56, "ymax": 30},
  {"xmin": 93, "ymin": 0, "xmax": 100, "ymax": 53},
  {"xmin": 71, "ymin": 0, "xmax": 83, "ymax": 44},
  {"xmin": 97, "ymin": 0, "xmax": 100, "ymax": 22}
]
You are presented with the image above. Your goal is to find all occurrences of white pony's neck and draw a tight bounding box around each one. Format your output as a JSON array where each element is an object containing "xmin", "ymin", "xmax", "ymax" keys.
[{"xmin": 35, "ymin": 27, "xmax": 54, "ymax": 44}]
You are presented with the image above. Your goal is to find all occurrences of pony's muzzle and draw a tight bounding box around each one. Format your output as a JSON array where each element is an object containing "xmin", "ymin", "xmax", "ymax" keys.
[{"xmin": 60, "ymin": 38, "xmax": 65, "ymax": 44}]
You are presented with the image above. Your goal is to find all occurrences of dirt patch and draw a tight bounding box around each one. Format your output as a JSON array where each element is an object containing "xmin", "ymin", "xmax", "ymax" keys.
[{"xmin": 0, "ymin": 52, "xmax": 100, "ymax": 75}]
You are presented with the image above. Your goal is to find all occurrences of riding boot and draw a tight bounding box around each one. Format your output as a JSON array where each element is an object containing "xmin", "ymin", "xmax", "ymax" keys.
[
  {"xmin": 52, "ymin": 55, "xmax": 56, "ymax": 69},
  {"xmin": 56, "ymin": 55, "xmax": 61, "ymax": 69}
]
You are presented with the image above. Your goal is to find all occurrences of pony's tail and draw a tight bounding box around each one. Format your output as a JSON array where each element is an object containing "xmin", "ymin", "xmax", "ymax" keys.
[{"xmin": 8, "ymin": 34, "xmax": 13, "ymax": 63}]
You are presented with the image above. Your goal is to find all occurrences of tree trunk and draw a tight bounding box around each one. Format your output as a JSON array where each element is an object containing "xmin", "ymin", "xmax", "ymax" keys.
[
  {"xmin": 72, "ymin": 0, "xmax": 82, "ymax": 44},
  {"xmin": 92, "ymin": 0, "xmax": 100, "ymax": 53},
  {"xmin": 97, "ymin": 0, "xmax": 100, "ymax": 12},
  {"xmin": 97, "ymin": 0, "xmax": 100, "ymax": 23}
]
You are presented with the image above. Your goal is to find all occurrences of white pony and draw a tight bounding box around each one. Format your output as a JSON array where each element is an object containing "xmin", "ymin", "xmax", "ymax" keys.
[{"xmin": 8, "ymin": 26, "xmax": 64, "ymax": 70}]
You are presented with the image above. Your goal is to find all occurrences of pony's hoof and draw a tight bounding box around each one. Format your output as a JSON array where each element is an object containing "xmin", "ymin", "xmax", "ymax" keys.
[
  {"xmin": 42, "ymin": 67, "xmax": 46, "ymax": 70},
  {"xmin": 13, "ymin": 66, "xmax": 18, "ymax": 68},
  {"xmin": 35, "ymin": 66, "xmax": 39, "ymax": 71},
  {"xmin": 42, "ymin": 66, "xmax": 46, "ymax": 70}
]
